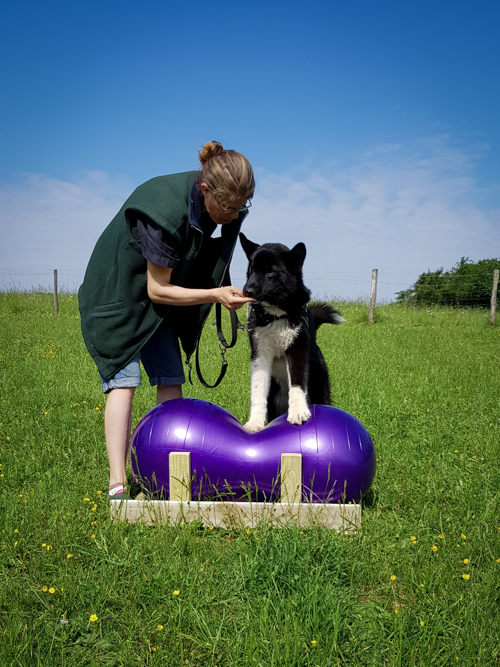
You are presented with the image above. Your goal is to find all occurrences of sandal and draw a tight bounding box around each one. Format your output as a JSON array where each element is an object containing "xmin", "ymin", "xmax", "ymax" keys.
[{"xmin": 107, "ymin": 484, "xmax": 131, "ymax": 501}]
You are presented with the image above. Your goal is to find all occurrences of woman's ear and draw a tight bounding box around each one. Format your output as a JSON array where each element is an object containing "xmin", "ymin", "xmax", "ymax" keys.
[{"xmin": 200, "ymin": 182, "xmax": 209, "ymax": 196}]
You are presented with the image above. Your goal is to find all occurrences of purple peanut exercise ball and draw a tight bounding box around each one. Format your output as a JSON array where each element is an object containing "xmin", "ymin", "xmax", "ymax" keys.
[{"xmin": 130, "ymin": 398, "xmax": 376, "ymax": 503}]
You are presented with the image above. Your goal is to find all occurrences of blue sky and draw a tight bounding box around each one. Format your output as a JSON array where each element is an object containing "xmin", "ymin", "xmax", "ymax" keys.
[{"xmin": 1, "ymin": 0, "xmax": 499, "ymax": 300}]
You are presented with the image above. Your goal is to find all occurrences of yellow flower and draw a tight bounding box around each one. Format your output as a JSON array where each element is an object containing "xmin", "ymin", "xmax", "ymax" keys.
[
  {"xmin": 14, "ymin": 541, "xmax": 18, "ymax": 547},
  {"xmin": 420, "ymin": 621, "xmax": 425, "ymax": 626},
  {"xmin": 89, "ymin": 614, "xmax": 98, "ymax": 622},
  {"xmin": 310, "ymin": 640, "xmax": 318, "ymax": 646},
  {"xmin": 41, "ymin": 543, "xmax": 46, "ymax": 547},
  {"xmin": 461, "ymin": 534, "xmax": 466, "ymax": 540},
  {"xmin": 49, "ymin": 587, "xmax": 55, "ymax": 594},
  {"xmin": 67, "ymin": 554, "xmax": 73, "ymax": 559},
  {"xmin": 91, "ymin": 534, "xmax": 96, "ymax": 539},
  {"xmin": 157, "ymin": 624, "xmax": 163, "ymax": 631},
  {"xmin": 14, "ymin": 529, "xmax": 18, "ymax": 534},
  {"xmin": 463, "ymin": 558, "xmax": 469, "ymax": 565},
  {"xmin": 395, "ymin": 609, "xmax": 399, "ymax": 614},
  {"xmin": 42, "ymin": 586, "xmax": 48, "ymax": 592},
  {"xmin": 410, "ymin": 535, "xmax": 417, "ymax": 541},
  {"xmin": 83, "ymin": 498, "xmax": 90, "ymax": 502},
  {"xmin": 390, "ymin": 575, "xmax": 397, "ymax": 581},
  {"xmin": 462, "ymin": 574, "xmax": 470, "ymax": 580},
  {"xmin": 432, "ymin": 545, "xmax": 438, "ymax": 552},
  {"xmin": 173, "ymin": 590, "xmax": 180, "ymax": 596},
  {"xmin": 438, "ymin": 534, "xmax": 444, "ymax": 539}
]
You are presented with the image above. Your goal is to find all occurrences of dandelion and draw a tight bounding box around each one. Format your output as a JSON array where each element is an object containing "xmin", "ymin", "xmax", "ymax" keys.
[
  {"xmin": 157, "ymin": 624, "xmax": 163, "ymax": 631},
  {"xmin": 14, "ymin": 541, "xmax": 18, "ymax": 547},
  {"xmin": 89, "ymin": 614, "xmax": 98, "ymax": 622},
  {"xmin": 462, "ymin": 574, "xmax": 470, "ymax": 580},
  {"xmin": 173, "ymin": 590, "xmax": 180, "ymax": 596},
  {"xmin": 49, "ymin": 587, "xmax": 55, "ymax": 594},
  {"xmin": 41, "ymin": 543, "xmax": 46, "ymax": 547},
  {"xmin": 461, "ymin": 534, "xmax": 466, "ymax": 540},
  {"xmin": 42, "ymin": 586, "xmax": 48, "ymax": 592},
  {"xmin": 432, "ymin": 545, "xmax": 438, "ymax": 552},
  {"xmin": 67, "ymin": 554, "xmax": 73, "ymax": 559},
  {"xmin": 390, "ymin": 575, "xmax": 397, "ymax": 581},
  {"xmin": 463, "ymin": 558, "xmax": 469, "ymax": 565},
  {"xmin": 83, "ymin": 498, "xmax": 91, "ymax": 503},
  {"xmin": 14, "ymin": 529, "xmax": 18, "ymax": 533},
  {"xmin": 310, "ymin": 640, "xmax": 318, "ymax": 646},
  {"xmin": 438, "ymin": 534, "xmax": 444, "ymax": 539},
  {"xmin": 420, "ymin": 621, "xmax": 425, "ymax": 626},
  {"xmin": 395, "ymin": 609, "xmax": 399, "ymax": 614}
]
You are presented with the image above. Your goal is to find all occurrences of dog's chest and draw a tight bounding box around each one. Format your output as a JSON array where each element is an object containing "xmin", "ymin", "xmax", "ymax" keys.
[{"xmin": 252, "ymin": 320, "xmax": 300, "ymax": 357}]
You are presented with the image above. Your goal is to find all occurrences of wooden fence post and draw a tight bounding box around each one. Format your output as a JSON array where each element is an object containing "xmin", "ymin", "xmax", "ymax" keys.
[
  {"xmin": 368, "ymin": 269, "xmax": 378, "ymax": 324},
  {"xmin": 491, "ymin": 269, "xmax": 499, "ymax": 325},
  {"xmin": 53, "ymin": 269, "xmax": 59, "ymax": 316}
]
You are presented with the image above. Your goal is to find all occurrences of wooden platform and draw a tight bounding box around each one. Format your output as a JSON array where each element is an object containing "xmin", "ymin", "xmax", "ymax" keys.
[
  {"xmin": 110, "ymin": 452, "xmax": 361, "ymax": 532},
  {"xmin": 110, "ymin": 498, "xmax": 360, "ymax": 532}
]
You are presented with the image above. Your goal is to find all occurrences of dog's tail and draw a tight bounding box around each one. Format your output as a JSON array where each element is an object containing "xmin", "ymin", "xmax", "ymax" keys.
[{"xmin": 308, "ymin": 301, "xmax": 345, "ymax": 330}]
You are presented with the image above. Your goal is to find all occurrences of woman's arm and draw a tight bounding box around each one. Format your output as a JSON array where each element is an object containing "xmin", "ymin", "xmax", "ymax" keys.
[{"xmin": 146, "ymin": 262, "xmax": 254, "ymax": 312}]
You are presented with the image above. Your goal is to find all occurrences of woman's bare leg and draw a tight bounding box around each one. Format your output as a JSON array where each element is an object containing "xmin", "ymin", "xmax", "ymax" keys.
[{"xmin": 104, "ymin": 387, "xmax": 136, "ymax": 488}]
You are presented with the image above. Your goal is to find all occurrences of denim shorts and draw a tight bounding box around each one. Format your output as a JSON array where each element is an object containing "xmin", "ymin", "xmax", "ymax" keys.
[{"xmin": 99, "ymin": 320, "xmax": 185, "ymax": 393}]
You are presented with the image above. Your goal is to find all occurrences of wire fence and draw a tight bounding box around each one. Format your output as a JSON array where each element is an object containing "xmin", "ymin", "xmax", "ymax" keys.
[{"xmin": 0, "ymin": 266, "xmax": 498, "ymax": 318}]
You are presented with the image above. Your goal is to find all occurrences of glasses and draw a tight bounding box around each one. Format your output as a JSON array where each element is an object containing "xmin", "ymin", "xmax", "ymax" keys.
[{"xmin": 212, "ymin": 192, "xmax": 252, "ymax": 214}]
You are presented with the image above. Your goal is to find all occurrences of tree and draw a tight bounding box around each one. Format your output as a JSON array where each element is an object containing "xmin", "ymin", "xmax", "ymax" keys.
[{"xmin": 396, "ymin": 257, "xmax": 500, "ymax": 307}]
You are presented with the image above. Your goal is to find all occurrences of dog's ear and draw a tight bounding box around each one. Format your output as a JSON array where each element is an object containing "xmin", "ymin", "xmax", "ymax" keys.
[
  {"xmin": 239, "ymin": 233, "xmax": 260, "ymax": 260},
  {"xmin": 287, "ymin": 242, "xmax": 306, "ymax": 268}
]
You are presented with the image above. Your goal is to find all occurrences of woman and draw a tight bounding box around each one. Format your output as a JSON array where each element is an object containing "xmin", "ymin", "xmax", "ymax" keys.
[{"xmin": 78, "ymin": 141, "xmax": 255, "ymax": 499}]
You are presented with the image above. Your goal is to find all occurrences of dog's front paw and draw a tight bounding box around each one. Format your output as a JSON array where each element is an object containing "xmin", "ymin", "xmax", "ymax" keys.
[
  {"xmin": 287, "ymin": 406, "xmax": 311, "ymax": 425},
  {"xmin": 243, "ymin": 419, "xmax": 265, "ymax": 433}
]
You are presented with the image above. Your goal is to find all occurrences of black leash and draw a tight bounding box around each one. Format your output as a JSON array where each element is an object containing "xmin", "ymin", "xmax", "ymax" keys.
[{"xmin": 190, "ymin": 303, "xmax": 246, "ymax": 389}]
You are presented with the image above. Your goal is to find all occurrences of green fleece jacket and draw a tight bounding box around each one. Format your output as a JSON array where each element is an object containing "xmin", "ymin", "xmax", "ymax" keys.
[{"xmin": 78, "ymin": 171, "xmax": 245, "ymax": 378}]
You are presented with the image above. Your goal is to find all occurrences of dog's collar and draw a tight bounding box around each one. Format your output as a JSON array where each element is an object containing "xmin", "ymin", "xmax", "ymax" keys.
[{"xmin": 249, "ymin": 303, "xmax": 309, "ymax": 329}]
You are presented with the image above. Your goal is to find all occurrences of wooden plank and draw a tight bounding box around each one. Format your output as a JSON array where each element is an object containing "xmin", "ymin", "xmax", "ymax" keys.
[
  {"xmin": 280, "ymin": 453, "xmax": 302, "ymax": 504},
  {"xmin": 110, "ymin": 499, "xmax": 361, "ymax": 533},
  {"xmin": 169, "ymin": 452, "xmax": 191, "ymax": 501}
]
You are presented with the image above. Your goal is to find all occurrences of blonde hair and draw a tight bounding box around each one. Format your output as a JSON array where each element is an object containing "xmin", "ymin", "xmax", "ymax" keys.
[{"xmin": 198, "ymin": 141, "xmax": 255, "ymax": 204}]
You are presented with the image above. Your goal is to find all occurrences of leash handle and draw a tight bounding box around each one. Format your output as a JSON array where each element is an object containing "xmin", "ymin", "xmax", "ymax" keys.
[{"xmin": 190, "ymin": 304, "xmax": 243, "ymax": 389}]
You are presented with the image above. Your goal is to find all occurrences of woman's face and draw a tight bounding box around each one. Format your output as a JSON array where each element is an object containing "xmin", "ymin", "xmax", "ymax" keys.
[{"xmin": 200, "ymin": 183, "xmax": 249, "ymax": 225}]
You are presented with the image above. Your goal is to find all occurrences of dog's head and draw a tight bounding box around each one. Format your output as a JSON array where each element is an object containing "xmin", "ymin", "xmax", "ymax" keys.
[{"xmin": 239, "ymin": 233, "xmax": 311, "ymax": 308}]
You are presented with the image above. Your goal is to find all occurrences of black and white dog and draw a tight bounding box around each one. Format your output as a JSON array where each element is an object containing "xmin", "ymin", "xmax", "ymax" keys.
[{"xmin": 239, "ymin": 233, "xmax": 344, "ymax": 432}]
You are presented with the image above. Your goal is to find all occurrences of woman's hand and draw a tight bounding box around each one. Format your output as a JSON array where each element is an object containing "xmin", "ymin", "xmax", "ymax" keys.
[
  {"xmin": 215, "ymin": 286, "xmax": 255, "ymax": 311},
  {"xmin": 147, "ymin": 262, "xmax": 255, "ymax": 310}
]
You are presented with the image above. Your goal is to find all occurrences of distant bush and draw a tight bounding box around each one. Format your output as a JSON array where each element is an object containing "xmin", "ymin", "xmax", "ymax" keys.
[{"xmin": 396, "ymin": 257, "xmax": 500, "ymax": 307}]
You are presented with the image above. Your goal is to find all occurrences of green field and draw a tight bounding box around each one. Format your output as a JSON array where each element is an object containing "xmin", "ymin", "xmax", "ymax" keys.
[{"xmin": 1, "ymin": 293, "xmax": 499, "ymax": 666}]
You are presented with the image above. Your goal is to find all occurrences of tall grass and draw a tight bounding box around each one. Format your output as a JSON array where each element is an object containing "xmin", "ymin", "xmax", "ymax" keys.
[{"xmin": 0, "ymin": 293, "xmax": 499, "ymax": 666}]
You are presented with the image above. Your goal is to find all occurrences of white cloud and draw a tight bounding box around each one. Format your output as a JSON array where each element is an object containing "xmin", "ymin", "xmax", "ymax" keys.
[
  {"xmin": 1, "ymin": 136, "xmax": 498, "ymax": 300},
  {"xmin": 0, "ymin": 171, "xmax": 132, "ymax": 291},
  {"xmin": 231, "ymin": 135, "xmax": 500, "ymax": 300}
]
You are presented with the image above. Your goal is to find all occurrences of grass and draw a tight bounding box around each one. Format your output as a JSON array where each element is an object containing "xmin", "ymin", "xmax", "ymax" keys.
[{"xmin": 0, "ymin": 292, "xmax": 499, "ymax": 666}]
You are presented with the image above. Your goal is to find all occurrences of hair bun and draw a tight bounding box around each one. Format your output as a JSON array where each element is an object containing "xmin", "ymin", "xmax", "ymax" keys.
[{"xmin": 198, "ymin": 141, "xmax": 225, "ymax": 164}]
